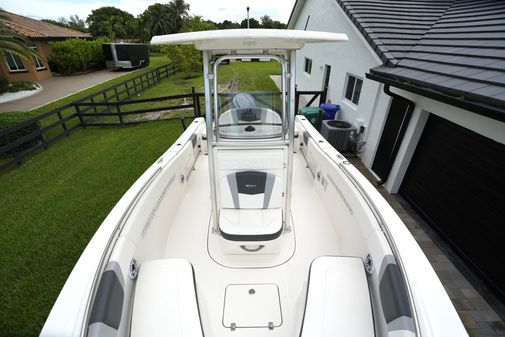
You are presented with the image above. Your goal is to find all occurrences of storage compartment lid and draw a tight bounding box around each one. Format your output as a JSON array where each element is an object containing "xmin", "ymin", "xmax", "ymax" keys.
[{"xmin": 223, "ymin": 283, "xmax": 282, "ymax": 329}]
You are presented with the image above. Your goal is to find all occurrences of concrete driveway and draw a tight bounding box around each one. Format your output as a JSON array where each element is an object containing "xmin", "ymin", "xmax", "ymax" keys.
[{"xmin": 0, "ymin": 69, "xmax": 128, "ymax": 113}]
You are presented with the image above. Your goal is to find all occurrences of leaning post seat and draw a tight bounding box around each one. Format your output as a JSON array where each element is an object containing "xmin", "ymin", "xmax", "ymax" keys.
[
  {"xmin": 130, "ymin": 259, "xmax": 203, "ymax": 337},
  {"xmin": 218, "ymin": 170, "xmax": 283, "ymax": 242}
]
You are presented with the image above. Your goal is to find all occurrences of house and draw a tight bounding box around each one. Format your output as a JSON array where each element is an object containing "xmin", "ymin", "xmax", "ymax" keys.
[
  {"xmin": 288, "ymin": 0, "xmax": 505, "ymax": 301},
  {"xmin": 0, "ymin": 10, "xmax": 91, "ymax": 82}
]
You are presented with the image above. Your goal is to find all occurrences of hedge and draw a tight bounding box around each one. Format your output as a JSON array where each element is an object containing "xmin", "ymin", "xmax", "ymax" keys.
[
  {"xmin": 0, "ymin": 77, "xmax": 8, "ymax": 94},
  {"xmin": 0, "ymin": 112, "xmax": 42, "ymax": 156},
  {"xmin": 49, "ymin": 37, "xmax": 109, "ymax": 75}
]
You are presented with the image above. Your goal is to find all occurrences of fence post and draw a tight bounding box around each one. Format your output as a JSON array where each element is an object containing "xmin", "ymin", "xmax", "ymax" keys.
[
  {"xmin": 40, "ymin": 125, "xmax": 48, "ymax": 149},
  {"xmin": 196, "ymin": 94, "xmax": 202, "ymax": 117},
  {"xmin": 320, "ymin": 86, "xmax": 328, "ymax": 106},
  {"xmin": 138, "ymin": 77, "xmax": 143, "ymax": 93},
  {"xmin": 125, "ymin": 81, "xmax": 130, "ymax": 98},
  {"xmin": 75, "ymin": 104, "xmax": 85, "ymax": 128},
  {"xmin": 103, "ymin": 91, "xmax": 113, "ymax": 115},
  {"xmin": 89, "ymin": 95, "xmax": 98, "ymax": 114},
  {"xmin": 191, "ymin": 86, "xmax": 198, "ymax": 118},
  {"xmin": 57, "ymin": 110, "xmax": 69, "ymax": 136},
  {"xmin": 116, "ymin": 103, "xmax": 124, "ymax": 124},
  {"xmin": 113, "ymin": 86, "xmax": 119, "ymax": 101}
]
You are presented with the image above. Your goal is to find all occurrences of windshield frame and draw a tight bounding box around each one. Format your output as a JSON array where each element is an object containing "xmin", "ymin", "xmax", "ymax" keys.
[{"xmin": 212, "ymin": 55, "xmax": 287, "ymax": 142}]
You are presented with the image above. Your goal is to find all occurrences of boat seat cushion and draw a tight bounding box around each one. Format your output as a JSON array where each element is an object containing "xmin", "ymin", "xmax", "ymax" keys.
[
  {"xmin": 301, "ymin": 256, "xmax": 374, "ymax": 337},
  {"xmin": 220, "ymin": 171, "xmax": 282, "ymax": 209},
  {"xmin": 131, "ymin": 259, "xmax": 203, "ymax": 337},
  {"xmin": 219, "ymin": 208, "xmax": 282, "ymax": 241}
]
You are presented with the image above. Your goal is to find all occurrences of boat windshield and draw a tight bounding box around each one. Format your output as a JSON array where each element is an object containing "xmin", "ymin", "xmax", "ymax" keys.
[{"xmin": 215, "ymin": 59, "xmax": 285, "ymax": 140}]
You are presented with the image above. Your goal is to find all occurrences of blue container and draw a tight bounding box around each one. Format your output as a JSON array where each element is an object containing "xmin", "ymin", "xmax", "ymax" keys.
[{"xmin": 320, "ymin": 103, "xmax": 341, "ymax": 120}]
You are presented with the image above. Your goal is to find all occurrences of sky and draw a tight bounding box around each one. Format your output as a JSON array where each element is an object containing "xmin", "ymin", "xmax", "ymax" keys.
[{"xmin": 1, "ymin": 0, "xmax": 296, "ymax": 24}]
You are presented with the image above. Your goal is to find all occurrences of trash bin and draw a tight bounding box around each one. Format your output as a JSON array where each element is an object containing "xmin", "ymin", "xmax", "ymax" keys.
[
  {"xmin": 319, "ymin": 103, "xmax": 341, "ymax": 120},
  {"xmin": 299, "ymin": 107, "xmax": 323, "ymax": 130},
  {"xmin": 320, "ymin": 120, "xmax": 355, "ymax": 151}
]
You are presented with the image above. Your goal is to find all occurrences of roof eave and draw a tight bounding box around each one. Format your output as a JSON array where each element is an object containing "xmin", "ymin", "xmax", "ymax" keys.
[{"xmin": 367, "ymin": 71, "xmax": 505, "ymax": 123}]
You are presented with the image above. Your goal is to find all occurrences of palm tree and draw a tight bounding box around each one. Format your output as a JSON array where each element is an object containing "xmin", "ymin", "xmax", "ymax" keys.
[
  {"xmin": 105, "ymin": 15, "xmax": 126, "ymax": 41},
  {"xmin": 142, "ymin": 3, "xmax": 173, "ymax": 38},
  {"xmin": 0, "ymin": 10, "xmax": 39, "ymax": 62},
  {"xmin": 168, "ymin": 0, "xmax": 190, "ymax": 33}
]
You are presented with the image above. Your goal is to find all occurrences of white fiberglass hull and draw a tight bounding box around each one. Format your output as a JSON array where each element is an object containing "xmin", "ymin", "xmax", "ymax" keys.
[{"xmin": 40, "ymin": 116, "xmax": 467, "ymax": 337}]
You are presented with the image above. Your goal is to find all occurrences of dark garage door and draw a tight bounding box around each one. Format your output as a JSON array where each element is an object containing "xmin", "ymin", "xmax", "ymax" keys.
[{"xmin": 400, "ymin": 114, "xmax": 505, "ymax": 299}]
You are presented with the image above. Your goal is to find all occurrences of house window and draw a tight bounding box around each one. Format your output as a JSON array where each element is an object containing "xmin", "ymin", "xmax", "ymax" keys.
[
  {"xmin": 30, "ymin": 46, "xmax": 46, "ymax": 70},
  {"xmin": 344, "ymin": 74, "xmax": 363, "ymax": 105},
  {"xmin": 3, "ymin": 51, "xmax": 26, "ymax": 72},
  {"xmin": 304, "ymin": 57, "xmax": 312, "ymax": 74}
]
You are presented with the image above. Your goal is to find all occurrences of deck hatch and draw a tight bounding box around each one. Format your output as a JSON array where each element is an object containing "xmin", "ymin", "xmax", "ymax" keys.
[{"xmin": 223, "ymin": 283, "xmax": 282, "ymax": 329}]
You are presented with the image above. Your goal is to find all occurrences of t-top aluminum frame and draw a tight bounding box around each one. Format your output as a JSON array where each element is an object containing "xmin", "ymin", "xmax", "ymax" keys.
[{"xmin": 202, "ymin": 50, "xmax": 296, "ymax": 234}]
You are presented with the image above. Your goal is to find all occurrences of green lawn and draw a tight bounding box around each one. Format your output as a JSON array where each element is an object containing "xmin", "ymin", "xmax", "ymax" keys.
[
  {"xmin": 0, "ymin": 60, "xmax": 282, "ymax": 337},
  {"xmin": 0, "ymin": 121, "xmax": 183, "ymax": 337},
  {"xmin": 122, "ymin": 60, "xmax": 282, "ymax": 118}
]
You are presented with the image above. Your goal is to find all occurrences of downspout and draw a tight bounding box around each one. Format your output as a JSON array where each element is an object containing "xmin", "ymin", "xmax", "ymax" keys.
[{"xmin": 377, "ymin": 84, "xmax": 415, "ymax": 185}]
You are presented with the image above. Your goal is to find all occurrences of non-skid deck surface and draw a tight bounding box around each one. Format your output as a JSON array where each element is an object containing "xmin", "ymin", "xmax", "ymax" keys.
[{"xmin": 163, "ymin": 152, "xmax": 341, "ymax": 336}]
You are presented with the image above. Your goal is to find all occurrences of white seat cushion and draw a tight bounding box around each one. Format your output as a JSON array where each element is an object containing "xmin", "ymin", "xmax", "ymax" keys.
[
  {"xmin": 131, "ymin": 259, "xmax": 203, "ymax": 337},
  {"xmin": 301, "ymin": 256, "xmax": 374, "ymax": 337},
  {"xmin": 219, "ymin": 208, "xmax": 282, "ymax": 241}
]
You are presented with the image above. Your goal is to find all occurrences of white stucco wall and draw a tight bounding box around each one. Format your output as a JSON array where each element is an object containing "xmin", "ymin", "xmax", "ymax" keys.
[
  {"xmin": 290, "ymin": 0, "xmax": 505, "ymax": 195},
  {"xmin": 290, "ymin": 0, "xmax": 391, "ymax": 168}
]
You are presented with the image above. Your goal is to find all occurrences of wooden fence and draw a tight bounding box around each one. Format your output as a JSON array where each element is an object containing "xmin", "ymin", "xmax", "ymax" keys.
[
  {"xmin": 295, "ymin": 88, "xmax": 328, "ymax": 111},
  {"xmin": 0, "ymin": 63, "xmax": 177, "ymax": 172},
  {"xmin": 74, "ymin": 87, "xmax": 204, "ymax": 127},
  {"xmin": 0, "ymin": 76, "xmax": 326, "ymax": 173}
]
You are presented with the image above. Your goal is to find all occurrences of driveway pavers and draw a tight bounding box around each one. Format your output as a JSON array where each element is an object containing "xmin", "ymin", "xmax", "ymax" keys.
[{"xmin": 0, "ymin": 69, "xmax": 128, "ymax": 113}]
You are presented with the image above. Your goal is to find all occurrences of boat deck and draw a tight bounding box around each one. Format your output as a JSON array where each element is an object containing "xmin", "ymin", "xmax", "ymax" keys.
[{"xmin": 163, "ymin": 151, "xmax": 342, "ymax": 336}]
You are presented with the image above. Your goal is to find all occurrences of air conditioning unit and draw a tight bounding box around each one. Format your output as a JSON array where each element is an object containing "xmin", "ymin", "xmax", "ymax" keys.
[{"xmin": 320, "ymin": 120, "xmax": 355, "ymax": 151}]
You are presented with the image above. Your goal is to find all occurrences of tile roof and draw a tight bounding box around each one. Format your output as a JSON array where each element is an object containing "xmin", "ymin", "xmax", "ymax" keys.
[
  {"xmin": 337, "ymin": 0, "xmax": 505, "ymax": 118},
  {"xmin": 0, "ymin": 11, "xmax": 91, "ymax": 39}
]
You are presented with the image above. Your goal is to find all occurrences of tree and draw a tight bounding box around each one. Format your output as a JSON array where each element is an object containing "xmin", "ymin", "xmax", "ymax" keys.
[
  {"xmin": 216, "ymin": 20, "xmax": 240, "ymax": 29},
  {"xmin": 260, "ymin": 15, "xmax": 274, "ymax": 29},
  {"xmin": 0, "ymin": 11, "xmax": 39, "ymax": 63},
  {"xmin": 168, "ymin": 0, "xmax": 190, "ymax": 33},
  {"xmin": 240, "ymin": 17, "xmax": 260, "ymax": 28},
  {"xmin": 41, "ymin": 19, "xmax": 67, "ymax": 28},
  {"xmin": 124, "ymin": 17, "xmax": 146, "ymax": 42},
  {"xmin": 66, "ymin": 15, "xmax": 87, "ymax": 32},
  {"xmin": 162, "ymin": 14, "xmax": 213, "ymax": 78},
  {"xmin": 86, "ymin": 7, "xmax": 134, "ymax": 38},
  {"xmin": 181, "ymin": 16, "xmax": 216, "ymax": 33},
  {"xmin": 141, "ymin": 3, "xmax": 173, "ymax": 39},
  {"xmin": 272, "ymin": 20, "xmax": 287, "ymax": 29},
  {"xmin": 43, "ymin": 15, "xmax": 87, "ymax": 32},
  {"xmin": 105, "ymin": 15, "xmax": 126, "ymax": 40}
]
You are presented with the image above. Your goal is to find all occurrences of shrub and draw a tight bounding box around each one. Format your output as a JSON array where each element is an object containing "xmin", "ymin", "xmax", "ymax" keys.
[
  {"xmin": 0, "ymin": 111, "xmax": 42, "ymax": 156},
  {"xmin": 148, "ymin": 44, "xmax": 161, "ymax": 53},
  {"xmin": 0, "ymin": 76, "xmax": 9, "ymax": 94},
  {"xmin": 162, "ymin": 44, "xmax": 201, "ymax": 78},
  {"xmin": 7, "ymin": 81, "xmax": 37, "ymax": 92},
  {"xmin": 49, "ymin": 37, "xmax": 109, "ymax": 75}
]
